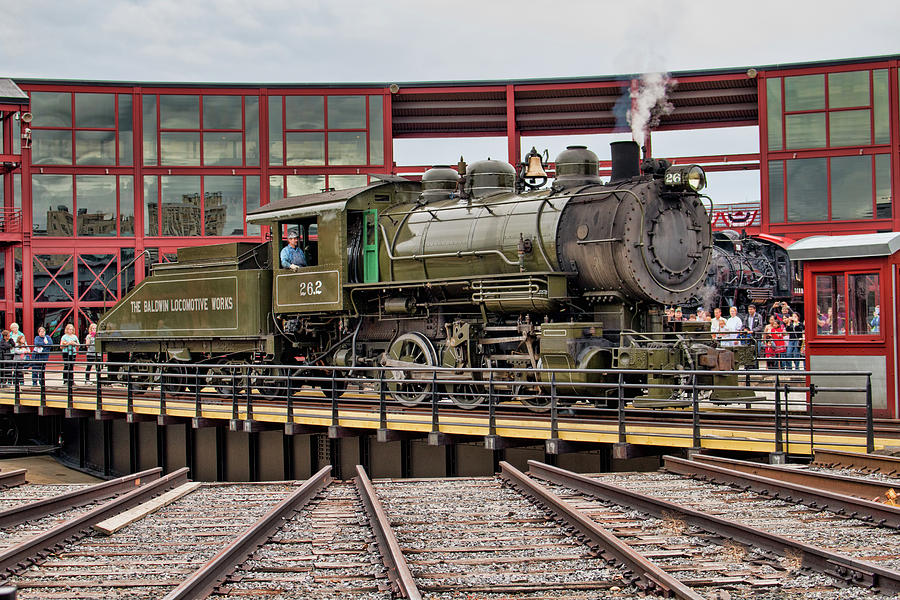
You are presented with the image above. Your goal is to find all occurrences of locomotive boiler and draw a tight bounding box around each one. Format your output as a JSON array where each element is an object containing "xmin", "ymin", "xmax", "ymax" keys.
[{"xmin": 97, "ymin": 141, "xmax": 756, "ymax": 409}]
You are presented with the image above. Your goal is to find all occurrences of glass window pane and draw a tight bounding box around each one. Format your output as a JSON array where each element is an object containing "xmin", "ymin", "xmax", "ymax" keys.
[
  {"xmin": 120, "ymin": 248, "xmax": 136, "ymax": 294},
  {"xmin": 329, "ymin": 175, "xmax": 367, "ymax": 190},
  {"xmin": 33, "ymin": 254, "xmax": 74, "ymax": 301},
  {"xmin": 269, "ymin": 175, "xmax": 284, "ymax": 201},
  {"xmin": 286, "ymin": 132, "xmax": 324, "ymax": 165},
  {"xmin": 786, "ymin": 157, "xmax": 827, "ymax": 222},
  {"xmin": 32, "ymin": 174, "xmax": 73, "ymax": 236},
  {"xmin": 815, "ymin": 274, "xmax": 844, "ymax": 335},
  {"xmin": 14, "ymin": 248, "xmax": 21, "ymax": 303},
  {"xmin": 31, "ymin": 130, "xmax": 72, "ymax": 165},
  {"xmin": 203, "ymin": 176, "xmax": 244, "ymax": 236},
  {"xmin": 268, "ymin": 96, "xmax": 283, "ymax": 164},
  {"xmin": 368, "ymin": 95, "xmax": 384, "ymax": 165},
  {"xmin": 245, "ymin": 96, "xmax": 259, "ymax": 166},
  {"xmin": 75, "ymin": 93, "xmax": 115, "ymax": 128},
  {"xmin": 874, "ymin": 70, "xmax": 889, "ymax": 144},
  {"xmin": 75, "ymin": 130, "xmax": 116, "ymax": 165},
  {"xmin": 142, "ymin": 95, "xmax": 157, "ymax": 165},
  {"xmin": 158, "ymin": 176, "xmax": 201, "ymax": 236},
  {"xmin": 143, "ymin": 176, "xmax": 158, "ymax": 236},
  {"xmin": 285, "ymin": 96, "xmax": 323, "ymax": 129},
  {"xmin": 203, "ymin": 131, "xmax": 243, "ymax": 165},
  {"xmin": 30, "ymin": 92, "xmax": 71, "ymax": 127},
  {"xmin": 784, "ymin": 74, "xmax": 825, "ymax": 111},
  {"xmin": 286, "ymin": 175, "xmax": 325, "ymax": 196},
  {"xmin": 785, "ymin": 113, "xmax": 825, "ymax": 149},
  {"xmin": 119, "ymin": 176, "xmax": 134, "ymax": 236},
  {"xmin": 768, "ymin": 160, "xmax": 784, "ymax": 224},
  {"xmin": 202, "ymin": 95, "xmax": 242, "ymax": 129},
  {"xmin": 118, "ymin": 95, "xmax": 133, "ymax": 165},
  {"xmin": 829, "ymin": 109, "xmax": 871, "ymax": 147},
  {"xmin": 831, "ymin": 155, "xmax": 872, "ymax": 220},
  {"xmin": 159, "ymin": 95, "xmax": 199, "ymax": 129},
  {"xmin": 828, "ymin": 71, "xmax": 870, "ymax": 109},
  {"xmin": 766, "ymin": 78, "xmax": 783, "ymax": 151},
  {"xmin": 160, "ymin": 131, "xmax": 201, "ymax": 165},
  {"xmin": 876, "ymin": 154, "xmax": 892, "ymax": 219},
  {"xmin": 246, "ymin": 176, "xmax": 260, "ymax": 235},
  {"xmin": 75, "ymin": 175, "xmax": 117, "ymax": 236},
  {"xmin": 327, "ymin": 96, "xmax": 365, "ymax": 129},
  {"xmin": 328, "ymin": 131, "xmax": 366, "ymax": 165},
  {"xmin": 848, "ymin": 273, "xmax": 880, "ymax": 335},
  {"xmin": 78, "ymin": 254, "xmax": 116, "ymax": 302}
]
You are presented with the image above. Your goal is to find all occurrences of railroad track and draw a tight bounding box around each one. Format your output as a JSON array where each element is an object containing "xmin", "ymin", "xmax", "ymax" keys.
[
  {"xmin": 4, "ymin": 481, "xmax": 304, "ymax": 598},
  {"xmin": 210, "ymin": 477, "xmax": 392, "ymax": 599},
  {"xmin": 372, "ymin": 470, "xmax": 686, "ymax": 598},
  {"xmin": 551, "ymin": 460, "xmax": 900, "ymax": 589}
]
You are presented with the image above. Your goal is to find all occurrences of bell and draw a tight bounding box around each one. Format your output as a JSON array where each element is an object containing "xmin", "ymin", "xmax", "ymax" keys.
[{"xmin": 524, "ymin": 152, "xmax": 547, "ymax": 179}]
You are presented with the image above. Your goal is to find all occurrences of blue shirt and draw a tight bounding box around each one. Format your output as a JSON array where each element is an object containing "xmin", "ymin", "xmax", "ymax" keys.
[{"xmin": 280, "ymin": 244, "xmax": 307, "ymax": 268}]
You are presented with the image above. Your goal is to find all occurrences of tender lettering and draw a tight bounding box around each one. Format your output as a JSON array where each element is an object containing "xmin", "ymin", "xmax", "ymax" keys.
[{"xmin": 134, "ymin": 296, "xmax": 234, "ymax": 313}]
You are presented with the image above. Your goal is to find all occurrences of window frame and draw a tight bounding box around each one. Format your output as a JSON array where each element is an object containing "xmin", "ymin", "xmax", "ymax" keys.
[
  {"xmin": 811, "ymin": 267, "xmax": 884, "ymax": 343},
  {"xmin": 29, "ymin": 90, "xmax": 133, "ymax": 167}
]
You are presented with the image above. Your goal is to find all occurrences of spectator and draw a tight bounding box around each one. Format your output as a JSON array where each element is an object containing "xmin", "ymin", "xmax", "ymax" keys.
[
  {"xmin": 785, "ymin": 312, "xmax": 804, "ymax": 370},
  {"xmin": 710, "ymin": 307, "xmax": 723, "ymax": 340},
  {"xmin": 84, "ymin": 323, "xmax": 99, "ymax": 383},
  {"xmin": 11, "ymin": 335, "xmax": 27, "ymax": 386},
  {"xmin": 722, "ymin": 306, "xmax": 742, "ymax": 347},
  {"xmin": 0, "ymin": 331, "xmax": 12, "ymax": 385},
  {"xmin": 769, "ymin": 315, "xmax": 787, "ymax": 369},
  {"xmin": 60, "ymin": 324, "xmax": 79, "ymax": 386},
  {"xmin": 871, "ymin": 305, "xmax": 881, "ymax": 333},
  {"xmin": 32, "ymin": 326, "xmax": 52, "ymax": 386},
  {"xmin": 673, "ymin": 307, "xmax": 684, "ymax": 321}
]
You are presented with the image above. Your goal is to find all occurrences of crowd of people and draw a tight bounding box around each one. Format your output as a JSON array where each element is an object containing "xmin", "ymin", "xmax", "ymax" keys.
[
  {"xmin": 0, "ymin": 322, "xmax": 98, "ymax": 386},
  {"xmin": 665, "ymin": 301, "xmax": 805, "ymax": 369}
]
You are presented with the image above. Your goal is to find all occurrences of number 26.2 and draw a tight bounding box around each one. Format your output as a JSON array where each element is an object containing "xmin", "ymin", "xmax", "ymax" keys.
[{"xmin": 299, "ymin": 280, "xmax": 323, "ymax": 296}]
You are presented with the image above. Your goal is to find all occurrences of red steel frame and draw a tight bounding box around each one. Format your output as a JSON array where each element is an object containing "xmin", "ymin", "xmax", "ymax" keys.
[{"xmin": 4, "ymin": 57, "xmax": 899, "ymax": 343}]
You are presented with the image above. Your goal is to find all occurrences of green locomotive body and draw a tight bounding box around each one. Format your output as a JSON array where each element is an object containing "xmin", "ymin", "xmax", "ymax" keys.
[{"xmin": 98, "ymin": 141, "xmax": 756, "ymax": 408}]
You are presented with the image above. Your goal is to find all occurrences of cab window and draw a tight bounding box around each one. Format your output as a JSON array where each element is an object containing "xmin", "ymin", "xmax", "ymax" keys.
[{"xmin": 279, "ymin": 219, "xmax": 318, "ymax": 268}]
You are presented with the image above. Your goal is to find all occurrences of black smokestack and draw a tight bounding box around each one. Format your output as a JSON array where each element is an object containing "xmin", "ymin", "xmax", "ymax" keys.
[{"xmin": 609, "ymin": 141, "xmax": 640, "ymax": 183}]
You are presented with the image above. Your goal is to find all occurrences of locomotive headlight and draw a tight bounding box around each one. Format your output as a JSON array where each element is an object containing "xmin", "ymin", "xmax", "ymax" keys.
[{"xmin": 664, "ymin": 165, "xmax": 706, "ymax": 192}]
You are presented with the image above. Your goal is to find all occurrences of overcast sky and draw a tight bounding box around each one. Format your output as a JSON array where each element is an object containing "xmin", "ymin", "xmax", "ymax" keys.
[{"xmin": 2, "ymin": 0, "xmax": 898, "ymax": 203}]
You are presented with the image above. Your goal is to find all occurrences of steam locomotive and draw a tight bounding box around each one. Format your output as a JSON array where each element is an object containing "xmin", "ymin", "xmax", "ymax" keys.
[
  {"xmin": 695, "ymin": 230, "xmax": 798, "ymax": 313},
  {"xmin": 97, "ymin": 141, "xmax": 756, "ymax": 409}
]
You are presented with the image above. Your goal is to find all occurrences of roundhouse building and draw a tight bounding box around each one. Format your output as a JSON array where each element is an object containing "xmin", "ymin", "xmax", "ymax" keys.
[{"xmin": 0, "ymin": 54, "xmax": 898, "ymax": 338}]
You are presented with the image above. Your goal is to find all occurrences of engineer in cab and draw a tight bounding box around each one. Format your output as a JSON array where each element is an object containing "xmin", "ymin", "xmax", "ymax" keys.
[{"xmin": 280, "ymin": 229, "xmax": 307, "ymax": 271}]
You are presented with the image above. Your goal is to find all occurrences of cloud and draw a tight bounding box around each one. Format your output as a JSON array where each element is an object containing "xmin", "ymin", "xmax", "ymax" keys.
[{"xmin": 1, "ymin": 0, "xmax": 898, "ymax": 83}]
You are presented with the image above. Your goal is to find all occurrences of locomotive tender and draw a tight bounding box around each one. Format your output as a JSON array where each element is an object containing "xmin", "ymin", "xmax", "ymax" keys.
[{"xmin": 98, "ymin": 141, "xmax": 755, "ymax": 409}]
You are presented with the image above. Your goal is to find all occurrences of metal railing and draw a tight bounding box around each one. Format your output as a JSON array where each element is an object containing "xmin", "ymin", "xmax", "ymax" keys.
[{"xmin": 0, "ymin": 354, "xmax": 876, "ymax": 456}]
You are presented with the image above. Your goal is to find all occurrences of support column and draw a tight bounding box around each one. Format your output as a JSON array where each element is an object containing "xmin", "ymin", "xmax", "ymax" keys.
[
  {"xmin": 283, "ymin": 433, "xmax": 295, "ymax": 480},
  {"xmin": 156, "ymin": 423, "xmax": 166, "ymax": 472},
  {"xmin": 215, "ymin": 426, "xmax": 226, "ymax": 482},
  {"xmin": 102, "ymin": 420, "xmax": 112, "ymax": 476},
  {"xmin": 506, "ymin": 84, "xmax": 520, "ymax": 164},
  {"xmin": 129, "ymin": 422, "xmax": 138, "ymax": 473}
]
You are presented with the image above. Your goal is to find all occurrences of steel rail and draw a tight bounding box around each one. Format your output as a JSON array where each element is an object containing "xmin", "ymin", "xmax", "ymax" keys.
[
  {"xmin": 663, "ymin": 455, "xmax": 900, "ymax": 528},
  {"xmin": 499, "ymin": 461, "xmax": 703, "ymax": 599},
  {"xmin": 690, "ymin": 454, "xmax": 899, "ymax": 501},
  {"xmin": 813, "ymin": 448, "xmax": 900, "ymax": 475},
  {"xmin": 354, "ymin": 465, "xmax": 422, "ymax": 600},
  {"xmin": 0, "ymin": 467, "xmax": 162, "ymax": 529},
  {"xmin": 161, "ymin": 465, "xmax": 332, "ymax": 600},
  {"xmin": 527, "ymin": 459, "xmax": 900, "ymax": 594},
  {"xmin": 0, "ymin": 470, "xmax": 25, "ymax": 488},
  {"xmin": 0, "ymin": 467, "xmax": 189, "ymax": 578}
]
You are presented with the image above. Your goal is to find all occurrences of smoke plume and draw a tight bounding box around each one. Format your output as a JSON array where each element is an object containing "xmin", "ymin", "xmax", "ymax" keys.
[{"xmin": 628, "ymin": 72, "xmax": 675, "ymax": 146}]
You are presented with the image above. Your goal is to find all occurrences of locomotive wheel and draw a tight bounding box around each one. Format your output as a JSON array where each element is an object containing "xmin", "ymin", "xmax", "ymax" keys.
[
  {"xmin": 513, "ymin": 369, "xmax": 550, "ymax": 412},
  {"xmin": 207, "ymin": 360, "xmax": 249, "ymax": 398},
  {"xmin": 385, "ymin": 332, "xmax": 436, "ymax": 406},
  {"xmin": 130, "ymin": 357, "xmax": 159, "ymax": 392},
  {"xmin": 251, "ymin": 365, "xmax": 287, "ymax": 400},
  {"xmin": 444, "ymin": 358, "xmax": 490, "ymax": 410},
  {"xmin": 161, "ymin": 364, "xmax": 189, "ymax": 396},
  {"xmin": 0, "ymin": 415, "xmax": 18, "ymax": 445}
]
